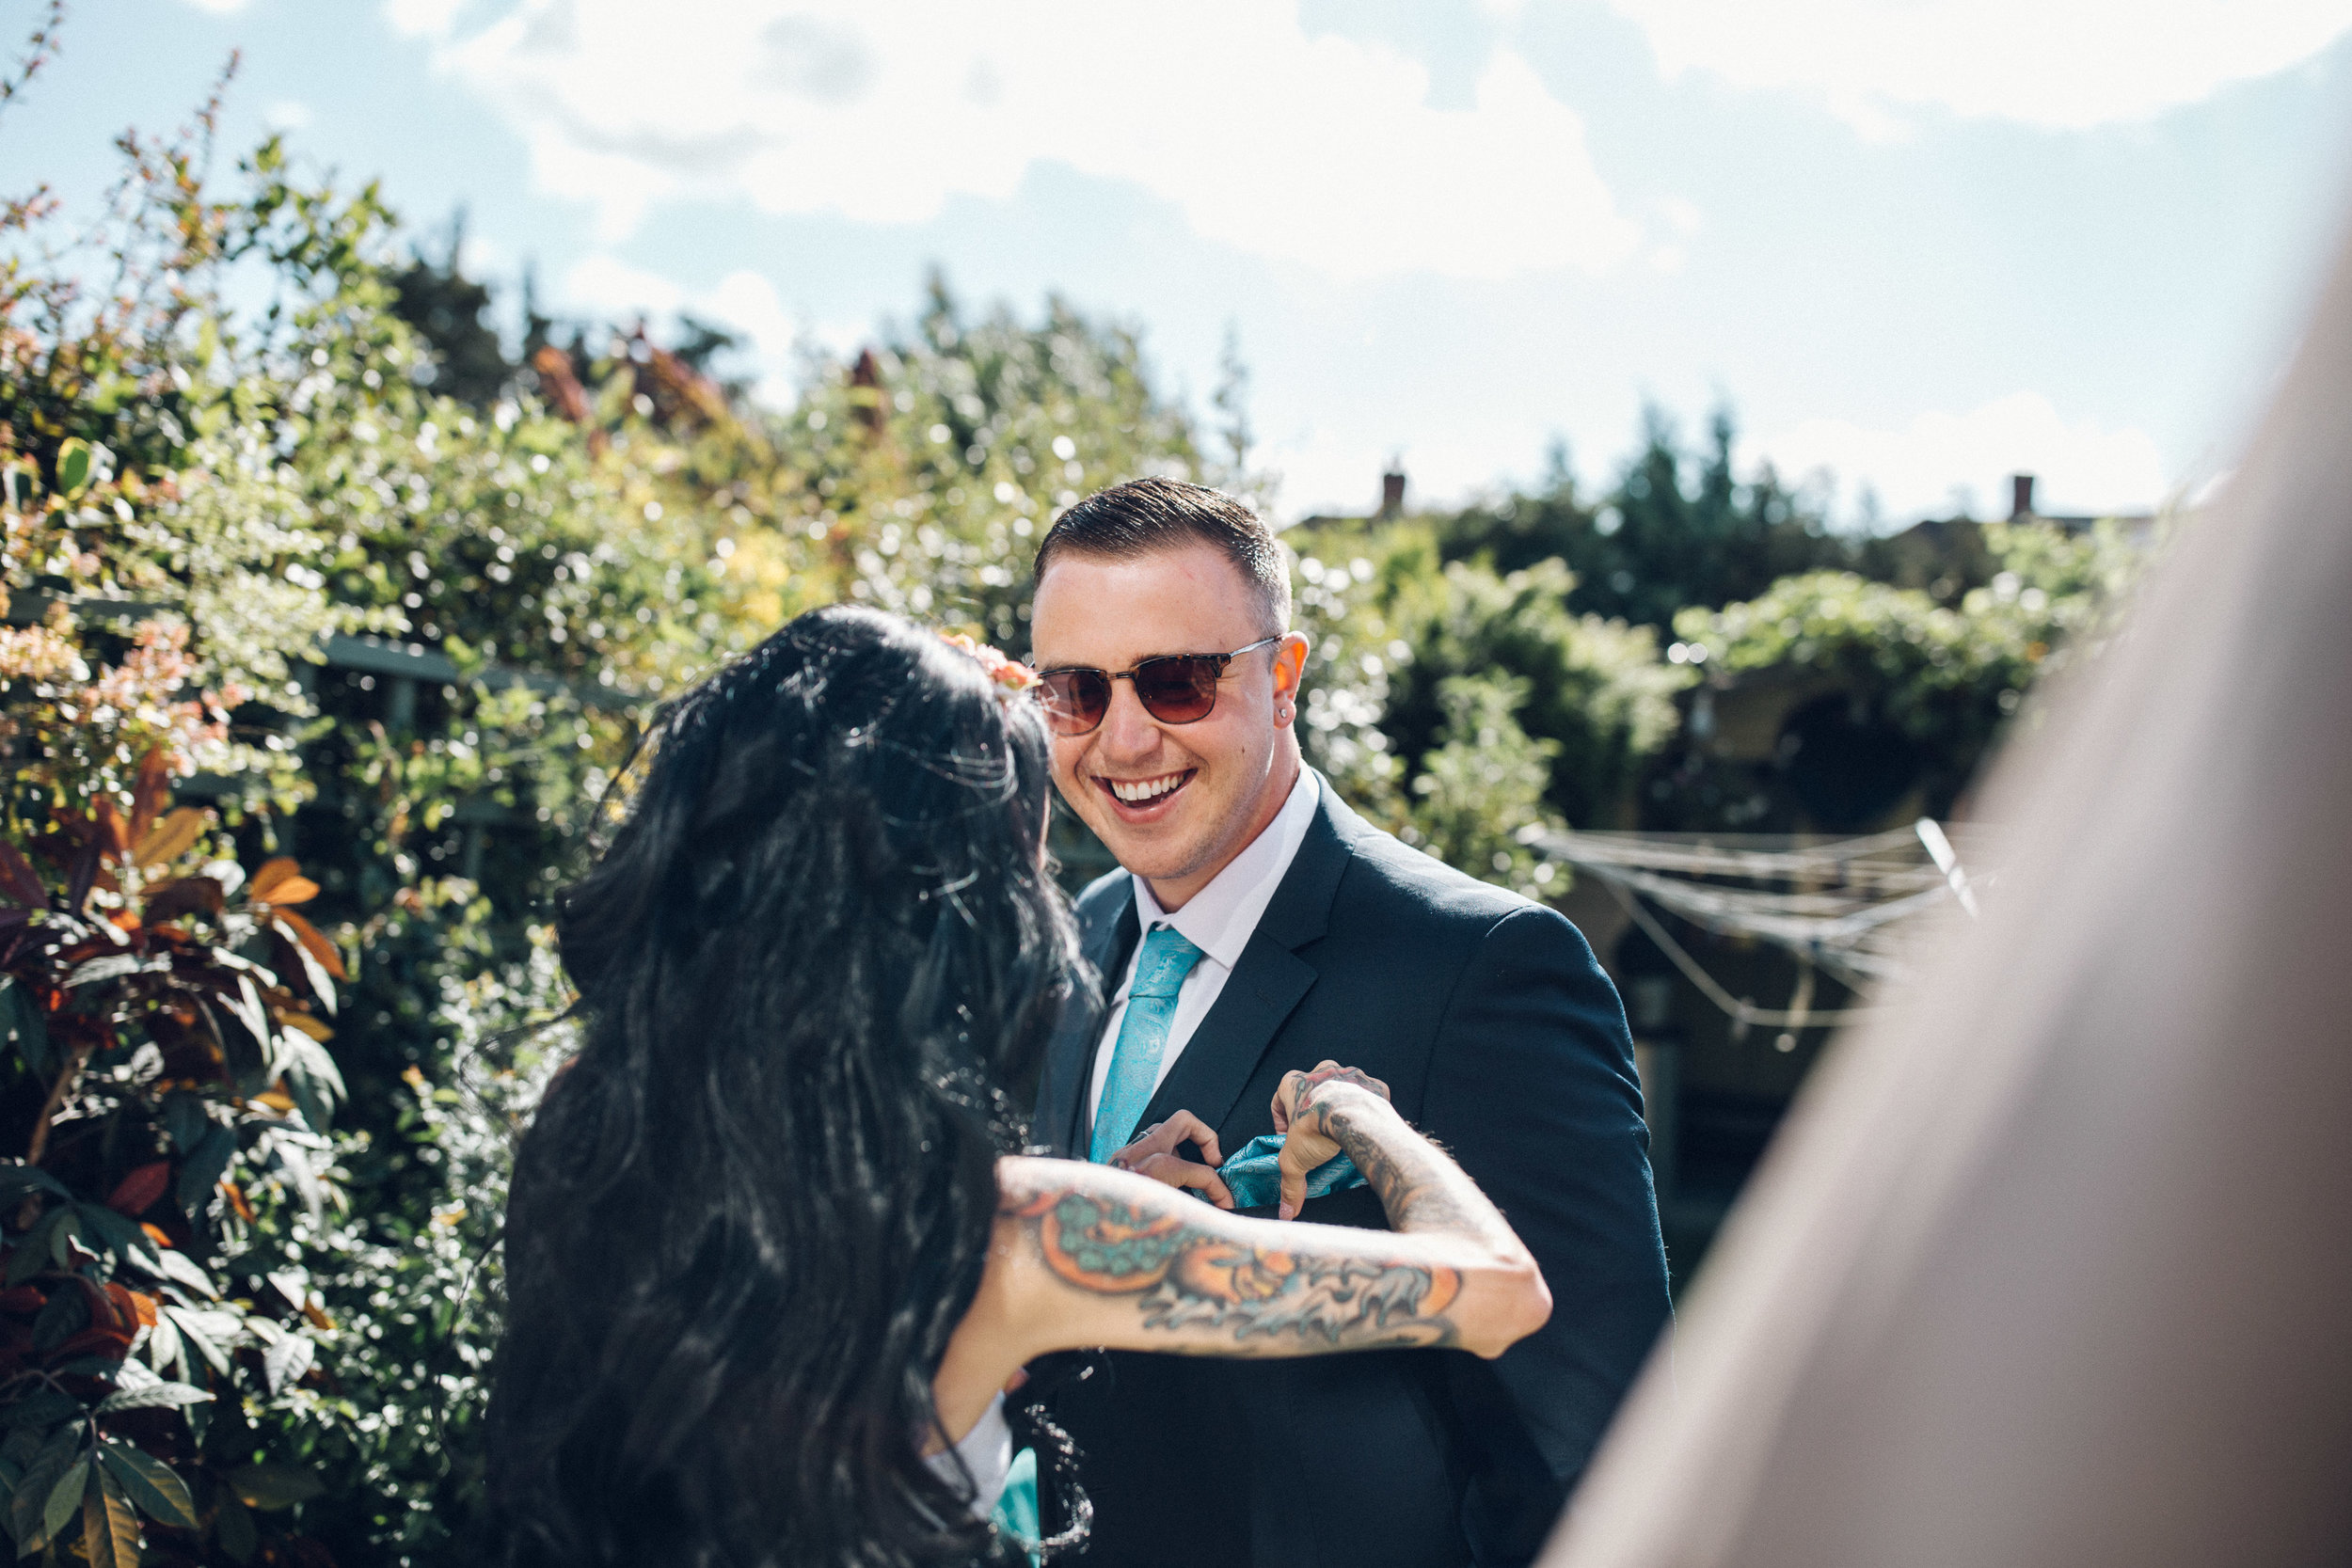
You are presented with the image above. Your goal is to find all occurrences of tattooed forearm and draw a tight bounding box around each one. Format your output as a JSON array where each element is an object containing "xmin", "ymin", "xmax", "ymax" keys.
[
  {"xmin": 1322, "ymin": 1103, "xmax": 1479, "ymax": 1234},
  {"xmin": 1011, "ymin": 1189, "xmax": 1462, "ymax": 1351}
]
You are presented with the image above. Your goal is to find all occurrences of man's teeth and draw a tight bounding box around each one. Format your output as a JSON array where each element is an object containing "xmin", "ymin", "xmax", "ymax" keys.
[{"xmin": 1110, "ymin": 774, "xmax": 1184, "ymax": 803}]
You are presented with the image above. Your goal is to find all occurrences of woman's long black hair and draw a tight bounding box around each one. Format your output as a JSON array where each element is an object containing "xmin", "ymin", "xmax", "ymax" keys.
[{"xmin": 487, "ymin": 605, "xmax": 1086, "ymax": 1568}]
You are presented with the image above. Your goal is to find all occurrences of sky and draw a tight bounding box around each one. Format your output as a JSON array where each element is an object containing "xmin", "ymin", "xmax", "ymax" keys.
[{"xmin": 11, "ymin": 1, "xmax": 2352, "ymax": 525}]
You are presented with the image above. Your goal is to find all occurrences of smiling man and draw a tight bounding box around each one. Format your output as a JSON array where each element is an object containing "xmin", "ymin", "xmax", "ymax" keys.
[{"xmin": 1026, "ymin": 478, "xmax": 1671, "ymax": 1568}]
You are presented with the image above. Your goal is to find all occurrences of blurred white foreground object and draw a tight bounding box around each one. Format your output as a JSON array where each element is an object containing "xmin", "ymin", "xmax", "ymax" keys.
[{"xmin": 1540, "ymin": 224, "xmax": 2352, "ymax": 1565}]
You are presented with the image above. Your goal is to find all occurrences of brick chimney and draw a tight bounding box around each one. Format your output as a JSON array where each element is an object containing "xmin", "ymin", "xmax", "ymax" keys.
[
  {"xmin": 1379, "ymin": 465, "xmax": 1406, "ymax": 519},
  {"xmin": 2010, "ymin": 473, "xmax": 2036, "ymax": 519}
]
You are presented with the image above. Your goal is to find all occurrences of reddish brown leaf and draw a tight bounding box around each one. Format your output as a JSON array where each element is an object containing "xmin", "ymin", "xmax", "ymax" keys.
[
  {"xmin": 104, "ymin": 1163, "xmax": 170, "ymax": 1217},
  {"xmin": 138, "ymin": 1223, "xmax": 172, "ymax": 1249},
  {"xmin": 132, "ymin": 806, "xmax": 207, "ymax": 871},
  {"xmin": 143, "ymin": 876, "xmax": 225, "ymax": 924},
  {"xmin": 246, "ymin": 858, "xmax": 303, "ymax": 901},
  {"xmin": 0, "ymin": 1287, "xmax": 44, "ymax": 1316},
  {"xmin": 129, "ymin": 750, "xmax": 172, "ymax": 845},
  {"xmin": 114, "ymin": 1286, "xmax": 156, "ymax": 1329},
  {"xmin": 51, "ymin": 1327, "xmax": 133, "ymax": 1362},
  {"xmin": 64, "ymin": 839, "xmax": 100, "ymax": 915},
  {"xmin": 51, "ymin": 1279, "xmax": 137, "ymax": 1358},
  {"xmin": 255, "ymin": 876, "xmax": 318, "ymax": 908},
  {"xmin": 271, "ymin": 909, "xmax": 346, "ymax": 982},
  {"xmin": 0, "ymin": 843, "xmax": 43, "ymax": 908},
  {"xmin": 220, "ymin": 1180, "xmax": 255, "ymax": 1225},
  {"xmin": 91, "ymin": 798, "xmax": 131, "ymax": 860}
]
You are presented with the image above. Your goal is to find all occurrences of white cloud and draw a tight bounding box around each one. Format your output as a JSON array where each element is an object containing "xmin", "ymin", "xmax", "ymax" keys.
[
  {"xmin": 559, "ymin": 254, "xmax": 684, "ymax": 320},
  {"xmin": 396, "ymin": 1, "xmax": 1640, "ymax": 277},
  {"xmin": 263, "ymin": 100, "xmax": 312, "ymax": 133},
  {"xmin": 384, "ymin": 0, "xmax": 468, "ymax": 34},
  {"xmin": 1603, "ymin": 0, "xmax": 2352, "ymax": 134},
  {"xmin": 176, "ymin": 0, "xmax": 251, "ymax": 12},
  {"xmin": 1743, "ymin": 391, "xmax": 2171, "ymax": 523},
  {"xmin": 555, "ymin": 257, "xmax": 819, "ymax": 406}
]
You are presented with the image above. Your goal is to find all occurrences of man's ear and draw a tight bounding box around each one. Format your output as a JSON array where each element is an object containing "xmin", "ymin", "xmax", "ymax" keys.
[{"xmin": 1272, "ymin": 632, "xmax": 1311, "ymax": 715}]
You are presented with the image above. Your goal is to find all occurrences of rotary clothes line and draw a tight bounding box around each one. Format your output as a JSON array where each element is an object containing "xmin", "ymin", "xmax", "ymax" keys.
[{"xmin": 1529, "ymin": 821, "xmax": 1986, "ymax": 1027}]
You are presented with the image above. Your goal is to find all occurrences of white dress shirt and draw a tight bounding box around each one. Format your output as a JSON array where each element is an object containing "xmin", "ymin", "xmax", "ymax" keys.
[{"xmin": 1084, "ymin": 767, "xmax": 1322, "ymax": 1136}]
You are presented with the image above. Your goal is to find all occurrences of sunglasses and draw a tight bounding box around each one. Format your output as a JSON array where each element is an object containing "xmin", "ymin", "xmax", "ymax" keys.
[{"xmin": 1033, "ymin": 635, "xmax": 1284, "ymax": 737}]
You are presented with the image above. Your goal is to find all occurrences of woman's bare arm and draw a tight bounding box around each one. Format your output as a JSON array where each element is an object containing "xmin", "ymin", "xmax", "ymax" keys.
[{"xmin": 932, "ymin": 1074, "xmax": 1550, "ymax": 1444}]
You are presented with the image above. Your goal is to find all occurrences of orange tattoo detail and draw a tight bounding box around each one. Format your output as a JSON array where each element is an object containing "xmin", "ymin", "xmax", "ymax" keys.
[{"xmin": 1173, "ymin": 1242, "xmax": 1296, "ymax": 1304}]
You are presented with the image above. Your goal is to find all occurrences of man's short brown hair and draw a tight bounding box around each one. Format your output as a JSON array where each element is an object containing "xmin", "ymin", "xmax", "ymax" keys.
[{"xmin": 1031, "ymin": 477, "xmax": 1291, "ymax": 633}]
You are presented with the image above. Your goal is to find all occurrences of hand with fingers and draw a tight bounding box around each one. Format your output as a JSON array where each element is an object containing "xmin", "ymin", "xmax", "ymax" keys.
[
  {"xmin": 1109, "ymin": 1110, "xmax": 1235, "ymax": 1211},
  {"xmin": 1271, "ymin": 1061, "xmax": 1393, "ymax": 1219}
]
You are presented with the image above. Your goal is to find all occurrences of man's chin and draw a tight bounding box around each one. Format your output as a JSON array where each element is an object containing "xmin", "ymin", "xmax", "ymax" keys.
[{"xmin": 1084, "ymin": 814, "xmax": 1205, "ymax": 885}]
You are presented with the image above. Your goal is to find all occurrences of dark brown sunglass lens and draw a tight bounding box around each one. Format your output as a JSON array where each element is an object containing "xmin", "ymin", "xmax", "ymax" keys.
[
  {"xmin": 1037, "ymin": 670, "xmax": 1110, "ymax": 735},
  {"xmin": 1133, "ymin": 657, "xmax": 1220, "ymax": 723}
]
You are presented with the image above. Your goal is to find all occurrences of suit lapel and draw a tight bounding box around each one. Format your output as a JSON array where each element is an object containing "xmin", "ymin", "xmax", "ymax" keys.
[
  {"xmin": 1039, "ymin": 887, "xmax": 1137, "ymax": 1156},
  {"xmin": 1133, "ymin": 780, "xmax": 1359, "ymax": 1140}
]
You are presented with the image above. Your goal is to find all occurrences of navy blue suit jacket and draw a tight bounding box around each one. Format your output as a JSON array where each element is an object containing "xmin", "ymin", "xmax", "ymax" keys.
[{"xmin": 1035, "ymin": 780, "xmax": 1670, "ymax": 1567}]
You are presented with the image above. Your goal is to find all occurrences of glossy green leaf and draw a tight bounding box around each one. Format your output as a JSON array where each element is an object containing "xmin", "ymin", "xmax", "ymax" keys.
[
  {"xmin": 141, "ymin": 1309, "xmax": 183, "ymax": 1382},
  {"xmin": 1, "ymin": 1393, "xmax": 78, "ymax": 1432},
  {"xmin": 137, "ymin": 1245, "xmax": 217, "ymax": 1302},
  {"xmin": 93, "ymin": 1380, "xmax": 211, "ymax": 1416},
  {"xmin": 0, "ymin": 1166, "xmax": 66, "ymax": 1204},
  {"xmin": 3, "ymin": 1214, "xmax": 58, "ymax": 1287},
  {"xmin": 260, "ymin": 1332, "xmax": 313, "ymax": 1395},
  {"xmin": 29, "ymin": 1285, "xmax": 86, "ymax": 1353},
  {"xmin": 74, "ymin": 1203, "xmax": 159, "ymax": 1268},
  {"xmin": 40, "ymin": 1458, "xmax": 86, "ymax": 1547},
  {"xmin": 159, "ymin": 1308, "xmax": 233, "ymax": 1377},
  {"xmin": 0, "ymin": 981, "xmax": 50, "ymax": 1077},
  {"xmin": 99, "ymin": 1445, "xmax": 197, "ymax": 1531},
  {"xmin": 159, "ymin": 1094, "xmax": 207, "ymax": 1156},
  {"xmin": 10, "ymin": 1430, "xmax": 72, "ymax": 1555},
  {"xmin": 62, "ymin": 954, "xmax": 142, "ymax": 991},
  {"xmin": 45, "ymin": 1209, "xmax": 81, "ymax": 1269},
  {"xmin": 82, "ymin": 1465, "xmax": 139, "ymax": 1568},
  {"xmin": 174, "ymin": 1125, "xmax": 236, "ymax": 1214}
]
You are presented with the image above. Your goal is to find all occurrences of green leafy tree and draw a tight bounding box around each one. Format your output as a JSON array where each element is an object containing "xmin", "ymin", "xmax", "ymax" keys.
[
  {"xmin": 1400, "ymin": 673, "xmax": 1565, "ymax": 898},
  {"xmin": 1436, "ymin": 406, "xmax": 1853, "ymax": 627},
  {"xmin": 1661, "ymin": 517, "xmax": 2148, "ymax": 825},
  {"xmin": 1283, "ymin": 520, "xmax": 1689, "ymax": 889}
]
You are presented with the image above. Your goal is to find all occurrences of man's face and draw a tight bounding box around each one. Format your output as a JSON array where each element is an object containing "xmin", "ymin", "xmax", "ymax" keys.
[{"xmin": 1030, "ymin": 544, "xmax": 1308, "ymax": 909}]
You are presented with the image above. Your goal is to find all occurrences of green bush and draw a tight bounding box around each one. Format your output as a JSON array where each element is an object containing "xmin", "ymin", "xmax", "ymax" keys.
[
  {"xmin": 1667, "ymin": 517, "xmax": 2145, "ymax": 816},
  {"xmin": 1, "ymin": 41, "xmax": 1243, "ymax": 1560},
  {"xmin": 1282, "ymin": 519, "xmax": 1689, "ymax": 889}
]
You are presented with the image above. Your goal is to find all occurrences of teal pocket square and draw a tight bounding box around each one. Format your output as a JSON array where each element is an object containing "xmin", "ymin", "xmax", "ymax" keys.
[{"xmin": 1212, "ymin": 1132, "xmax": 1368, "ymax": 1211}]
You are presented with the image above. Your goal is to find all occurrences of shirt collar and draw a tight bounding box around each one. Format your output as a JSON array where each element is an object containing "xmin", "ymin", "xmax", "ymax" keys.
[{"xmin": 1130, "ymin": 768, "xmax": 1320, "ymax": 974}]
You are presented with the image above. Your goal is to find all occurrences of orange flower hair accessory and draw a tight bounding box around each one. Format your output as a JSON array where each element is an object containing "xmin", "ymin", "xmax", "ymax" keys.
[{"xmin": 937, "ymin": 631, "xmax": 1040, "ymax": 695}]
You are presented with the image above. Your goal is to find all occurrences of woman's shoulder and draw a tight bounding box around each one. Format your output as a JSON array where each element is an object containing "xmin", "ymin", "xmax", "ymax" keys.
[
  {"xmin": 993, "ymin": 1153, "xmax": 1171, "ymax": 1223},
  {"xmin": 994, "ymin": 1152, "xmax": 1097, "ymax": 1207}
]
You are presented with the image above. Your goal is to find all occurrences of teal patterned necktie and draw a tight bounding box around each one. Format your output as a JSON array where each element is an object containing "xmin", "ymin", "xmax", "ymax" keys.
[{"xmin": 1089, "ymin": 926, "xmax": 1205, "ymax": 1164}]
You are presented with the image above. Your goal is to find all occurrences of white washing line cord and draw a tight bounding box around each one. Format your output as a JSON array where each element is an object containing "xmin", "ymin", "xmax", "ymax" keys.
[{"xmin": 1602, "ymin": 877, "xmax": 1884, "ymax": 1031}]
